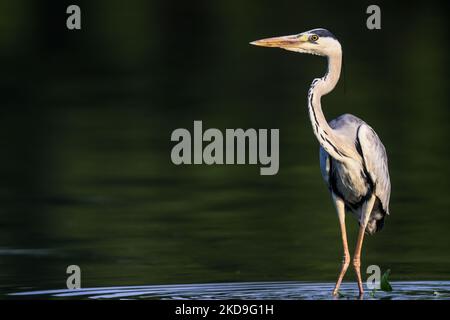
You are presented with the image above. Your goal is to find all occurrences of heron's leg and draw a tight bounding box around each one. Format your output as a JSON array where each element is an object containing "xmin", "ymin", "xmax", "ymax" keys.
[
  {"xmin": 332, "ymin": 194, "xmax": 350, "ymax": 296},
  {"xmin": 353, "ymin": 194, "xmax": 376, "ymax": 295}
]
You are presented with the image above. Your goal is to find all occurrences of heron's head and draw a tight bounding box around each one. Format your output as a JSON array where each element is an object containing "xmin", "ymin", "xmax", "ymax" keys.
[{"xmin": 250, "ymin": 28, "xmax": 341, "ymax": 57}]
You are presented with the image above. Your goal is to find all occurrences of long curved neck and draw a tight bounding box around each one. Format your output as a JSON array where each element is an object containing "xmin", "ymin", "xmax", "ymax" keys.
[{"xmin": 307, "ymin": 52, "xmax": 354, "ymax": 162}]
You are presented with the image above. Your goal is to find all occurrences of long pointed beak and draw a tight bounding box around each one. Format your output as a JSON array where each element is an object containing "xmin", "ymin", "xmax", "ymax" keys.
[{"xmin": 250, "ymin": 34, "xmax": 308, "ymax": 49}]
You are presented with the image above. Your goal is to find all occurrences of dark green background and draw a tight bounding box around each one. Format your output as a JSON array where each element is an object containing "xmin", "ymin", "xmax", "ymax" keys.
[{"xmin": 0, "ymin": 0, "xmax": 448, "ymax": 294}]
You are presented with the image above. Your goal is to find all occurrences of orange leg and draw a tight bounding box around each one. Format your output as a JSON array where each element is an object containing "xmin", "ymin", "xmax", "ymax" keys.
[
  {"xmin": 352, "ymin": 194, "xmax": 376, "ymax": 296},
  {"xmin": 332, "ymin": 194, "xmax": 350, "ymax": 296}
]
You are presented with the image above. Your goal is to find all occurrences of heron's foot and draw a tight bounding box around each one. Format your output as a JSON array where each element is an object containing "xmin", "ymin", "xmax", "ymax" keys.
[
  {"xmin": 332, "ymin": 287, "xmax": 341, "ymax": 296},
  {"xmin": 332, "ymin": 253, "xmax": 350, "ymax": 296},
  {"xmin": 352, "ymin": 257, "xmax": 364, "ymax": 295}
]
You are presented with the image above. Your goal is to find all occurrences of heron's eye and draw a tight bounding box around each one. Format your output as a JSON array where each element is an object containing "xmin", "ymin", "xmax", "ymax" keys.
[{"xmin": 309, "ymin": 35, "xmax": 319, "ymax": 42}]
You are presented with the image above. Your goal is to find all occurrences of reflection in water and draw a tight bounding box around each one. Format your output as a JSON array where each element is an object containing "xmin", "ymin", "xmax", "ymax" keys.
[{"xmin": 9, "ymin": 281, "xmax": 450, "ymax": 300}]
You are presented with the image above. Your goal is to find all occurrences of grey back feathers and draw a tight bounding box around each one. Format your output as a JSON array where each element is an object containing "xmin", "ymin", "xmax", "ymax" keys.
[{"xmin": 357, "ymin": 123, "xmax": 391, "ymax": 215}]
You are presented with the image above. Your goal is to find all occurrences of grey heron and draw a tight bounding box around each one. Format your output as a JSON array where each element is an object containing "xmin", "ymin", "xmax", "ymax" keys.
[{"xmin": 250, "ymin": 28, "xmax": 391, "ymax": 296}]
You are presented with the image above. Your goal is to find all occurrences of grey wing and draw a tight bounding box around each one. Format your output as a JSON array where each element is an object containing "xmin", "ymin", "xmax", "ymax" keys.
[
  {"xmin": 357, "ymin": 124, "xmax": 391, "ymax": 214},
  {"xmin": 319, "ymin": 146, "xmax": 331, "ymax": 189}
]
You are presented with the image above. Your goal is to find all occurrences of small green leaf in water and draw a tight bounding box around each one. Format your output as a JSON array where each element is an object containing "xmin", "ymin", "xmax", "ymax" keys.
[
  {"xmin": 380, "ymin": 269, "xmax": 393, "ymax": 292},
  {"xmin": 433, "ymin": 291, "xmax": 440, "ymax": 296},
  {"xmin": 370, "ymin": 288, "xmax": 376, "ymax": 298}
]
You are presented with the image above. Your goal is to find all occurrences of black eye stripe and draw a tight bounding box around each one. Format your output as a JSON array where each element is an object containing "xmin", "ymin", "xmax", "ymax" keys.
[{"xmin": 309, "ymin": 28, "xmax": 337, "ymax": 39}]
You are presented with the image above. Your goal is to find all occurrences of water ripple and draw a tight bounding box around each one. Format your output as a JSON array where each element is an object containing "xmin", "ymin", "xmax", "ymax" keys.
[{"xmin": 8, "ymin": 281, "xmax": 450, "ymax": 300}]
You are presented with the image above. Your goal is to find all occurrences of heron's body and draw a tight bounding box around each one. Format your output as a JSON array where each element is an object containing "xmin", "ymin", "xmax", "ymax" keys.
[
  {"xmin": 320, "ymin": 114, "xmax": 389, "ymax": 235},
  {"xmin": 251, "ymin": 28, "xmax": 391, "ymax": 296}
]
